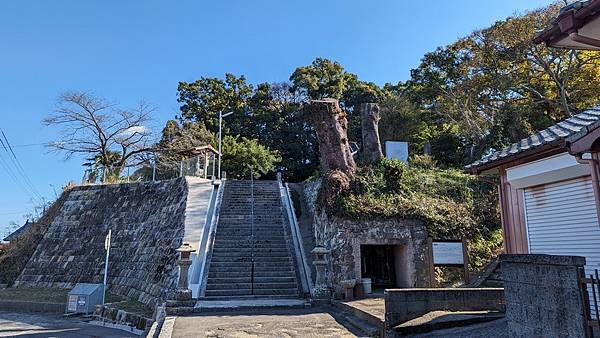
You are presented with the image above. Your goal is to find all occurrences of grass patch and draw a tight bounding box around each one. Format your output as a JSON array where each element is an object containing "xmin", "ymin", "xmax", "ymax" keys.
[
  {"xmin": 0, "ymin": 287, "xmax": 124, "ymax": 304},
  {"xmin": 110, "ymin": 299, "xmax": 154, "ymax": 318}
]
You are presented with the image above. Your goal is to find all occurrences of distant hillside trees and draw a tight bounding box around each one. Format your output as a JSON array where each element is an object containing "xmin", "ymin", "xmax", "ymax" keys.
[{"xmin": 171, "ymin": 4, "xmax": 600, "ymax": 176}]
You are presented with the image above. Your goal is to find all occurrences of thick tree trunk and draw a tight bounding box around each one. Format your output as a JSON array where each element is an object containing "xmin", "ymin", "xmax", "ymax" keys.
[
  {"xmin": 305, "ymin": 99, "xmax": 357, "ymax": 175},
  {"xmin": 359, "ymin": 103, "xmax": 383, "ymax": 164}
]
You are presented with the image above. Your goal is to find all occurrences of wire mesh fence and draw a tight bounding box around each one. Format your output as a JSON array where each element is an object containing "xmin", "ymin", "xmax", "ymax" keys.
[{"xmin": 81, "ymin": 154, "xmax": 217, "ymax": 185}]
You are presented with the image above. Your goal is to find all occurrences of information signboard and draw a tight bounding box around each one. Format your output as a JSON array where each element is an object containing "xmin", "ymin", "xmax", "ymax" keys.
[{"xmin": 432, "ymin": 241, "xmax": 464, "ymax": 265}]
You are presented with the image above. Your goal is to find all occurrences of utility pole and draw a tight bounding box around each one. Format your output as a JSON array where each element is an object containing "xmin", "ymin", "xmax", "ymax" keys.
[{"xmin": 218, "ymin": 111, "xmax": 233, "ymax": 179}]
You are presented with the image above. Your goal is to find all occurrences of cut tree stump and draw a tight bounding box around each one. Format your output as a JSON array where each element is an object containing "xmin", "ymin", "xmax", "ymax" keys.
[
  {"xmin": 360, "ymin": 102, "xmax": 383, "ymax": 164},
  {"xmin": 305, "ymin": 99, "xmax": 357, "ymax": 175}
]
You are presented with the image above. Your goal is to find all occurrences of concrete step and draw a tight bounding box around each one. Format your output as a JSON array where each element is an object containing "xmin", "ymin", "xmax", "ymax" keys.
[
  {"xmin": 209, "ymin": 270, "xmax": 297, "ymax": 278},
  {"xmin": 194, "ymin": 298, "xmax": 308, "ymax": 312},
  {"xmin": 208, "ymin": 262, "xmax": 294, "ymax": 270},
  {"xmin": 207, "ymin": 276, "xmax": 296, "ymax": 284},
  {"xmin": 211, "ymin": 249, "xmax": 290, "ymax": 256},
  {"xmin": 206, "ymin": 282, "xmax": 298, "ymax": 291},
  {"xmin": 210, "ymin": 257, "xmax": 293, "ymax": 263},
  {"xmin": 204, "ymin": 288, "xmax": 299, "ymax": 297}
]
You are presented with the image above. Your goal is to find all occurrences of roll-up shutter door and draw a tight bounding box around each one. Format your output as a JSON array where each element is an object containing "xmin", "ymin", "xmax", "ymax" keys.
[{"xmin": 524, "ymin": 176, "xmax": 600, "ymax": 315}]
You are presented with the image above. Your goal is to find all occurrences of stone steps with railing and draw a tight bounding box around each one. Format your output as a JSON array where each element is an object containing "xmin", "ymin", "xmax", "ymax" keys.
[{"xmin": 202, "ymin": 180, "xmax": 300, "ymax": 301}]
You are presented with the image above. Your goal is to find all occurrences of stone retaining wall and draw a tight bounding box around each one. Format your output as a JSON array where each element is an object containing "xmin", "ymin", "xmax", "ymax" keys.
[
  {"xmin": 501, "ymin": 254, "xmax": 588, "ymax": 337},
  {"xmin": 15, "ymin": 179, "xmax": 188, "ymax": 306}
]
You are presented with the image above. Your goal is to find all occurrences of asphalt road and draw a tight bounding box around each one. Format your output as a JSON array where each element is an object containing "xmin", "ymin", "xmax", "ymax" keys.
[{"xmin": 0, "ymin": 311, "xmax": 140, "ymax": 338}]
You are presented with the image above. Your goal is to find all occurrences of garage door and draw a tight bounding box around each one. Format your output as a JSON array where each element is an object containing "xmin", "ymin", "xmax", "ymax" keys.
[{"xmin": 524, "ymin": 176, "xmax": 600, "ymax": 314}]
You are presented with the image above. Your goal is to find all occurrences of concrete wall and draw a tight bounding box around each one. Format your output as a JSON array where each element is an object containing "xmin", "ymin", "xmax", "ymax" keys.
[
  {"xmin": 384, "ymin": 288, "xmax": 505, "ymax": 333},
  {"xmin": 501, "ymin": 254, "xmax": 588, "ymax": 337},
  {"xmin": 303, "ymin": 180, "xmax": 430, "ymax": 293},
  {"xmin": 15, "ymin": 179, "xmax": 189, "ymax": 306}
]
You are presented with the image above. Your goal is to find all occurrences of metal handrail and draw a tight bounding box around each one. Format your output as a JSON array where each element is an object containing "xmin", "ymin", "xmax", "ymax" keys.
[{"xmin": 249, "ymin": 166, "xmax": 255, "ymax": 295}]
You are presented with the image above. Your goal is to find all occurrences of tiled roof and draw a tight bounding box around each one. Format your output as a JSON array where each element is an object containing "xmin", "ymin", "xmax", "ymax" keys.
[
  {"xmin": 466, "ymin": 107, "xmax": 600, "ymax": 171},
  {"xmin": 3, "ymin": 221, "xmax": 31, "ymax": 242}
]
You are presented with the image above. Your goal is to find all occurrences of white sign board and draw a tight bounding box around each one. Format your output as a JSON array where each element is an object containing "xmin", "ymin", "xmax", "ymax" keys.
[
  {"xmin": 67, "ymin": 295, "xmax": 78, "ymax": 312},
  {"xmin": 385, "ymin": 141, "xmax": 408, "ymax": 163},
  {"xmin": 432, "ymin": 241, "xmax": 464, "ymax": 265}
]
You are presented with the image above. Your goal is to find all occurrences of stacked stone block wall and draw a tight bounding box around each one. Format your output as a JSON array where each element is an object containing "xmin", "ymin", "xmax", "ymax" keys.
[
  {"xmin": 501, "ymin": 254, "xmax": 588, "ymax": 337},
  {"xmin": 15, "ymin": 178, "xmax": 188, "ymax": 306}
]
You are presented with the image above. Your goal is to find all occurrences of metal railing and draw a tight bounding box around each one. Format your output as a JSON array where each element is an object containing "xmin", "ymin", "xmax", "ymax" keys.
[
  {"xmin": 580, "ymin": 268, "xmax": 600, "ymax": 336},
  {"xmin": 81, "ymin": 154, "xmax": 217, "ymax": 185},
  {"xmin": 249, "ymin": 165, "xmax": 255, "ymax": 295},
  {"xmin": 278, "ymin": 176, "xmax": 312, "ymax": 298}
]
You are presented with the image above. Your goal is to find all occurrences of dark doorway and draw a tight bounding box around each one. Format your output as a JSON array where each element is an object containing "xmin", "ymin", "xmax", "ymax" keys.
[{"xmin": 360, "ymin": 245, "xmax": 397, "ymax": 288}]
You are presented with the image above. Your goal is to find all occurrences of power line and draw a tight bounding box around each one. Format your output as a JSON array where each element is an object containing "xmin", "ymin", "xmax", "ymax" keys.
[
  {"xmin": 0, "ymin": 130, "xmax": 44, "ymax": 204},
  {"xmin": 0, "ymin": 130, "xmax": 43, "ymax": 200}
]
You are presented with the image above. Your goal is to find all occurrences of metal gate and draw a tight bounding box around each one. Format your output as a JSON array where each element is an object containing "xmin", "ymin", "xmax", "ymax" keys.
[{"xmin": 580, "ymin": 267, "xmax": 600, "ymax": 337}]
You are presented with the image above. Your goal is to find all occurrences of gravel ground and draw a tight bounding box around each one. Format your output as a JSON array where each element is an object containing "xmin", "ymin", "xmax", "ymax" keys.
[
  {"xmin": 171, "ymin": 308, "xmax": 365, "ymax": 338},
  {"xmin": 0, "ymin": 311, "xmax": 140, "ymax": 337}
]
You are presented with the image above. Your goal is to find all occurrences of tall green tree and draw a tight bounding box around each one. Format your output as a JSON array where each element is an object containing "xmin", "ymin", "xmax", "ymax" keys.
[{"xmin": 221, "ymin": 135, "xmax": 281, "ymax": 179}]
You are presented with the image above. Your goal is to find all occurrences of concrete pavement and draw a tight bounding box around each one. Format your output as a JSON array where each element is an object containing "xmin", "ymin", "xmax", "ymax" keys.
[{"xmin": 170, "ymin": 308, "xmax": 366, "ymax": 338}]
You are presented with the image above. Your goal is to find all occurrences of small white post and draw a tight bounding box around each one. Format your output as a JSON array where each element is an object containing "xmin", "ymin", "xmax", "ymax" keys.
[
  {"xmin": 152, "ymin": 160, "xmax": 156, "ymax": 182},
  {"xmin": 102, "ymin": 229, "xmax": 112, "ymax": 305},
  {"xmin": 218, "ymin": 112, "xmax": 222, "ymax": 179},
  {"xmin": 212, "ymin": 153, "xmax": 216, "ymax": 180},
  {"xmin": 196, "ymin": 156, "xmax": 200, "ymax": 176},
  {"xmin": 180, "ymin": 160, "xmax": 183, "ymax": 177}
]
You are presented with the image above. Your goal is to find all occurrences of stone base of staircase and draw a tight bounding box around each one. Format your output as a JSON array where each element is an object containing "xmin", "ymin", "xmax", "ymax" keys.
[{"xmin": 194, "ymin": 298, "xmax": 310, "ymax": 313}]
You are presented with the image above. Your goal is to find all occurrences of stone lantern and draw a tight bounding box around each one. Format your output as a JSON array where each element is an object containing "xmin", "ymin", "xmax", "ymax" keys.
[
  {"xmin": 176, "ymin": 243, "xmax": 195, "ymax": 289},
  {"xmin": 311, "ymin": 245, "xmax": 331, "ymax": 299},
  {"xmin": 166, "ymin": 242, "xmax": 196, "ymax": 315}
]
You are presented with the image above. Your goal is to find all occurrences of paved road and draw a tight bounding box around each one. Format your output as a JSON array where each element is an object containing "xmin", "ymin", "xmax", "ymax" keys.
[
  {"xmin": 0, "ymin": 311, "xmax": 140, "ymax": 338},
  {"xmin": 171, "ymin": 308, "xmax": 365, "ymax": 338}
]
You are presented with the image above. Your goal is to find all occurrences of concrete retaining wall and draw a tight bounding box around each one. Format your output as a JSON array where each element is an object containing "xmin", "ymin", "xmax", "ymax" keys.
[
  {"xmin": 15, "ymin": 179, "xmax": 189, "ymax": 306},
  {"xmin": 501, "ymin": 254, "xmax": 588, "ymax": 337},
  {"xmin": 384, "ymin": 288, "xmax": 505, "ymax": 332}
]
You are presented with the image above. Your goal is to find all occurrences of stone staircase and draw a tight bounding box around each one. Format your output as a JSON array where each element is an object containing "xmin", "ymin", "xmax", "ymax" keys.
[{"xmin": 202, "ymin": 180, "xmax": 300, "ymax": 300}]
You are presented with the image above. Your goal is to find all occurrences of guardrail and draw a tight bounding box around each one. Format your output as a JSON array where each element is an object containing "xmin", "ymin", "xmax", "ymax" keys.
[
  {"xmin": 197, "ymin": 180, "xmax": 225, "ymax": 298},
  {"xmin": 278, "ymin": 177, "xmax": 313, "ymax": 297}
]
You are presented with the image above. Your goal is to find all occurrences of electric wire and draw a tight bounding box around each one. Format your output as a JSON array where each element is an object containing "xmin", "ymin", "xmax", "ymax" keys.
[
  {"xmin": 0, "ymin": 130, "xmax": 44, "ymax": 201},
  {"xmin": 0, "ymin": 130, "xmax": 44, "ymax": 204}
]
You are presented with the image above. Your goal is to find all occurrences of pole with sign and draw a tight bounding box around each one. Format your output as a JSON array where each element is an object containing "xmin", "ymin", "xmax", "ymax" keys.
[
  {"xmin": 427, "ymin": 238, "xmax": 469, "ymax": 287},
  {"xmin": 102, "ymin": 229, "xmax": 111, "ymax": 305}
]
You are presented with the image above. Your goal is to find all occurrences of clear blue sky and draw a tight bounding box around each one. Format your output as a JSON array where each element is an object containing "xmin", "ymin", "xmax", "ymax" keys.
[{"xmin": 0, "ymin": 0, "xmax": 551, "ymax": 236}]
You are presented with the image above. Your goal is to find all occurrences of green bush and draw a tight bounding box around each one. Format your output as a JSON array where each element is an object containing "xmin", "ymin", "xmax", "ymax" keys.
[{"xmin": 330, "ymin": 158, "xmax": 501, "ymax": 272}]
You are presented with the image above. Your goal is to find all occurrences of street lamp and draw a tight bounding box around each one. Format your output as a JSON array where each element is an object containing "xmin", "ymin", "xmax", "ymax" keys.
[{"xmin": 218, "ymin": 111, "xmax": 233, "ymax": 179}]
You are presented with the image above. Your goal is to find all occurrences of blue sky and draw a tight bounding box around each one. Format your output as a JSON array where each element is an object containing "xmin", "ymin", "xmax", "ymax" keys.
[{"xmin": 0, "ymin": 0, "xmax": 552, "ymax": 236}]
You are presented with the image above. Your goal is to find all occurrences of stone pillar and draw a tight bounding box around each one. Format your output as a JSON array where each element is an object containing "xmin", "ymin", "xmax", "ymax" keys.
[
  {"xmin": 165, "ymin": 243, "xmax": 196, "ymax": 315},
  {"xmin": 359, "ymin": 103, "xmax": 383, "ymax": 164},
  {"xmin": 501, "ymin": 254, "xmax": 589, "ymax": 337},
  {"xmin": 311, "ymin": 246, "xmax": 331, "ymax": 299}
]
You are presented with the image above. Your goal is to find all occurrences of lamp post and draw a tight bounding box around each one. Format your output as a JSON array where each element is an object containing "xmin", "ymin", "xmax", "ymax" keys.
[{"xmin": 218, "ymin": 111, "xmax": 233, "ymax": 179}]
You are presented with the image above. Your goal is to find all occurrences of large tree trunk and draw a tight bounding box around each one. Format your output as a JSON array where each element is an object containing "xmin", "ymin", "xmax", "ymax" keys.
[
  {"xmin": 360, "ymin": 103, "xmax": 383, "ymax": 164},
  {"xmin": 306, "ymin": 99, "xmax": 357, "ymax": 175}
]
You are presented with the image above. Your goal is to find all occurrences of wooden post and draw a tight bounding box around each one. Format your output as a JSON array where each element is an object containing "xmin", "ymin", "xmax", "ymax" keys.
[
  {"xmin": 427, "ymin": 237, "xmax": 435, "ymax": 288},
  {"xmin": 462, "ymin": 238, "xmax": 470, "ymax": 284}
]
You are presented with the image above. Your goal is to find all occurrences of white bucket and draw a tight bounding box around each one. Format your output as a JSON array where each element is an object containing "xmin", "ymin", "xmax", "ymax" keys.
[{"xmin": 361, "ymin": 278, "xmax": 372, "ymax": 294}]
